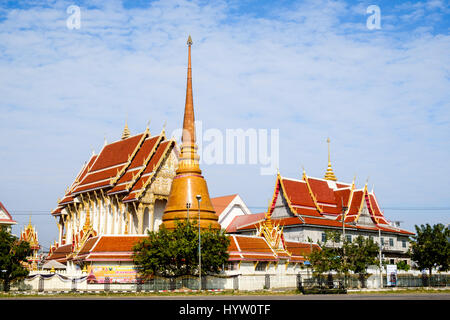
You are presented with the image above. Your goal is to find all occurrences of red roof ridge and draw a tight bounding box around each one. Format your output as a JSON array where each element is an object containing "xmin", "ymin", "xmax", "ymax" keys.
[
  {"xmin": 0, "ymin": 202, "xmax": 16, "ymax": 224},
  {"xmin": 280, "ymin": 176, "xmax": 305, "ymax": 183}
]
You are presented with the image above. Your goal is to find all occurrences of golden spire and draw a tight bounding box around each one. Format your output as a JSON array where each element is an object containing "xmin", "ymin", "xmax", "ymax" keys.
[
  {"xmin": 162, "ymin": 36, "xmax": 220, "ymax": 230},
  {"xmin": 324, "ymin": 137, "xmax": 337, "ymax": 181},
  {"xmin": 122, "ymin": 118, "xmax": 130, "ymax": 140}
]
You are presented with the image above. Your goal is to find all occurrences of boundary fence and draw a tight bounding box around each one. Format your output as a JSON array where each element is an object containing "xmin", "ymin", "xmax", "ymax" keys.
[{"xmin": 1, "ymin": 273, "xmax": 449, "ymax": 293}]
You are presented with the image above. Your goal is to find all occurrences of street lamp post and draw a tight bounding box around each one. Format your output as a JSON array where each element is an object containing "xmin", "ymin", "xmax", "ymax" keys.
[
  {"xmin": 379, "ymin": 228, "xmax": 383, "ymax": 288},
  {"xmin": 341, "ymin": 202, "xmax": 348, "ymax": 288},
  {"xmin": 196, "ymin": 195, "xmax": 202, "ymax": 291}
]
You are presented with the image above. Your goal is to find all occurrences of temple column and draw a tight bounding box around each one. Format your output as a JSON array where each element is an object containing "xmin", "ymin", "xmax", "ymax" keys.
[
  {"xmin": 95, "ymin": 194, "xmax": 101, "ymax": 233},
  {"xmin": 137, "ymin": 204, "xmax": 144, "ymax": 235},
  {"xmin": 126, "ymin": 208, "xmax": 131, "ymax": 234},
  {"xmin": 112, "ymin": 202, "xmax": 117, "ymax": 235},
  {"xmin": 149, "ymin": 204, "xmax": 155, "ymax": 231},
  {"xmin": 58, "ymin": 217, "xmax": 63, "ymax": 244},
  {"xmin": 103, "ymin": 198, "xmax": 108, "ymax": 234}
]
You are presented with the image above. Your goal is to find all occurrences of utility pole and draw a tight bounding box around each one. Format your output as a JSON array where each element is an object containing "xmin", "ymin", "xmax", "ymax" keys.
[
  {"xmin": 379, "ymin": 228, "xmax": 383, "ymax": 288},
  {"xmin": 341, "ymin": 200, "xmax": 348, "ymax": 288},
  {"xmin": 341, "ymin": 199, "xmax": 347, "ymax": 245},
  {"xmin": 196, "ymin": 194, "xmax": 202, "ymax": 291}
]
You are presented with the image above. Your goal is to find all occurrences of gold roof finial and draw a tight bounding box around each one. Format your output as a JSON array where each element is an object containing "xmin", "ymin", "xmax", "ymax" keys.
[
  {"xmin": 187, "ymin": 35, "xmax": 193, "ymax": 46},
  {"xmin": 145, "ymin": 119, "xmax": 151, "ymax": 134},
  {"xmin": 122, "ymin": 117, "xmax": 130, "ymax": 140},
  {"xmin": 161, "ymin": 120, "xmax": 167, "ymax": 136},
  {"xmin": 324, "ymin": 137, "xmax": 337, "ymax": 181}
]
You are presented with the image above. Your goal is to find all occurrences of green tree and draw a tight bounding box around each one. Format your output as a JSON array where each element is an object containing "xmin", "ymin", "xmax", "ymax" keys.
[
  {"xmin": 345, "ymin": 235, "xmax": 379, "ymax": 287},
  {"xmin": 410, "ymin": 223, "xmax": 450, "ymax": 278},
  {"xmin": 133, "ymin": 219, "xmax": 230, "ymax": 279},
  {"xmin": 0, "ymin": 226, "xmax": 32, "ymax": 292},
  {"xmin": 396, "ymin": 260, "xmax": 410, "ymax": 272},
  {"xmin": 307, "ymin": 231, "xmax": 346, "ymax": 284}
]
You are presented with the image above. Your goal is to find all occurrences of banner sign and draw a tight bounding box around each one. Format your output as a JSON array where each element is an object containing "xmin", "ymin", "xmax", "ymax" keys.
[
  {"xmin": 386, "ymin": 264, "xmax": 397, "ymax": 286},
  {"xmin": 89, "ymin": 265, "xmax": 138, "ymax": 283}
]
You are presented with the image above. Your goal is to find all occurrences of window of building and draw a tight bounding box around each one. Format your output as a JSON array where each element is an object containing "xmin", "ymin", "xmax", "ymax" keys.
[
  {"xmin": 224, "ymin": 262, "xmax": 238, "ymax": 271},
  {"xmin": 321, "ymin": 233, "xmax": 327, "ymax": 243},
  {"xmin": 402, "ymin": 240, "xmax": 407, "ymax": 248},
  {"xmin": 346, "ymin": 235, "xmax": 352, "ymax": 243},
  {"xmin": 255, "ymin": 262, "xmax": 268, "ymax": 271},
  {"xmin": 381, "ymin": 237, "xmax": 385, "ymax": 246},
  {"xmin": 389, "ymin": 238, "xmax": 394, "ymax": 247}
]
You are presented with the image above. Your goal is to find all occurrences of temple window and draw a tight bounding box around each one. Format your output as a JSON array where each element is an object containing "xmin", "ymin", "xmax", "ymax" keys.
[{"xmin": 255, "ymin": 262, "xmax": 268, "ymax": 271}]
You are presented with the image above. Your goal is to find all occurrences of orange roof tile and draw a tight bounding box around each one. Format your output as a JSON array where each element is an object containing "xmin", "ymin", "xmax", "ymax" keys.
[
  {"xmin": 228, "ymin": 212, "xmax": 266, "ymax": 232},
  {"xmin": 281, "ymin": 178, "xmax": 316, "ymax": 207},
  {"xmin": 90, "ymin": 134, "xmax": 145, "ymax": 172},
  {"xmin": 90, "ymin": 235, "xmax": 146, "ymax": 253},
  {"xmin": 307, "ymin": 177, "xmax": 336, "ymax": 205},
  {"xmin": 211, "ymin": 194, "xmax": 238, "ymax": 217}
]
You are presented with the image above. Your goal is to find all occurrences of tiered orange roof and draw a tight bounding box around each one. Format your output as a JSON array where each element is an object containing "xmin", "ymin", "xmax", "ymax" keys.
[
  {"xmin": 46, "ymin": 235, "xmax": 147, "ymax": 263},
  {"xmin": 227, "ymin": 234, "xmax": 317, "ymax": 263},
  {"xmin": 236, "ymin": 171, "xmax": 414, "ymax": 236},
  {"xmin": 52, "ymin": 128, "xmax": 176, "ymax": 214}
]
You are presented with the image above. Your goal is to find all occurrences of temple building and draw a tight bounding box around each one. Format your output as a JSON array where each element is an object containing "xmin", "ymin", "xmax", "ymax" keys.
[
  {"xmin": 42, "ymin": 37, "xmax": 414, "ymax": 289},
  {"xmin": 211, "ymin": 194, "xmax": 253, "ymax": 231},
  {"xmin": 43, "ymin": 37, "xmax": 315, "ymax": 285},
  {"xmin": 0, "ymin": 201, "xmax": 16, "ymax": 232},
  {"xmin": 46, "ymin": 123, "xmax": 178, "ymax": 272},
  {"xmin": 229, "ymin": 139, "xmax": 415, "ymax": 265},
  {"xmin": 19, "ymin": 218, "xmax": 41, "ymax": 271}
]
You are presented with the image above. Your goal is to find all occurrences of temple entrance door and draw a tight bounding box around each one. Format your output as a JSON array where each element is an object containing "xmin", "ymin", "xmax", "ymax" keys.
[{"xmin": 153, "ymin": 199, "xmax": 166, "ymax": 231}]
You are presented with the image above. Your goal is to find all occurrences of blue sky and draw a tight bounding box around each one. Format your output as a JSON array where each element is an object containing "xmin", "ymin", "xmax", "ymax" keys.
[{"xmin": 0, "ymin": 0, "xmax": 449, "ymax": 250}]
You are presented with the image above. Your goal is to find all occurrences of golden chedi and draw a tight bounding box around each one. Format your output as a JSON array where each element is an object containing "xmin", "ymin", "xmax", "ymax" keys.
[{"xmin": 162, "ymin": 36, "xmax": 221, "ymax": 230}]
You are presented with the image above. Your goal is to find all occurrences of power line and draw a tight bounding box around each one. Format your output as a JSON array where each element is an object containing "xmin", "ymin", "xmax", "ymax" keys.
[{"xmin": 8, "ymin": 206, "xmax": 450, "ymax": 215}]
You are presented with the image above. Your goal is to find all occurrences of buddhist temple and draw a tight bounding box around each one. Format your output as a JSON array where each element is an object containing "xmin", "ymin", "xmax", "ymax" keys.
[
  {"xmin": 46, "ymin": 122, "xmax": 178, "ymax": 272},
  {"xmin": 228, "ymin": 141, "xmax": 415, "ymax": 265},
  {"xmin": 162, "ymin": 36, "xmax": 220, "ymax": 230},
  {"xmin": 0, "ymin": 201, "xmax": 16, "ymax": 232},
  {"xmin": 19, "ymin": 217, "xmax": 41, "ymax": 271},
  {"xmin": 45, "ymin": 36, "xmax": 223, "ymax": 281}
]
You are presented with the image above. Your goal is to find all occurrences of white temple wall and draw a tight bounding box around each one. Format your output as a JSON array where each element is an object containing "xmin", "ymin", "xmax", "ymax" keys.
[{"xmin": 153, "ymin": 199, "xmax": 166, "ymax": 231}]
